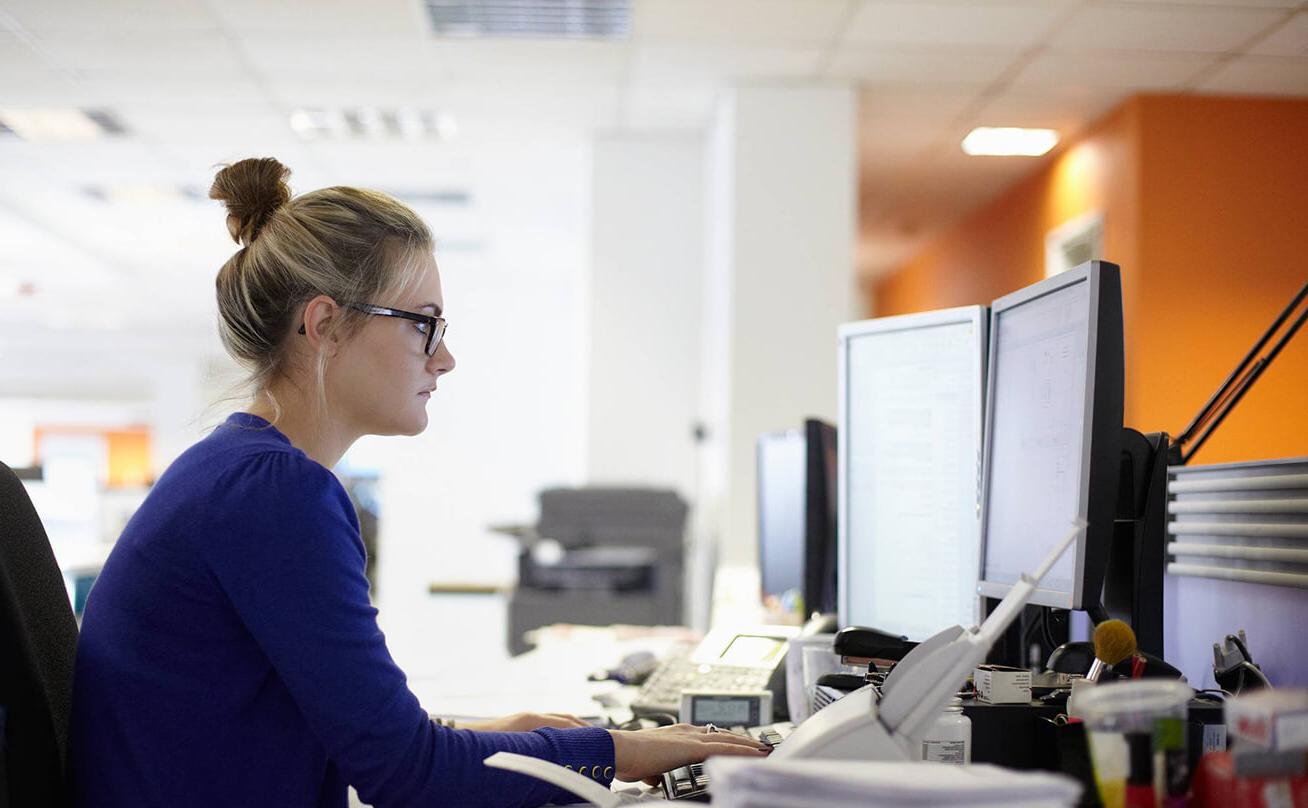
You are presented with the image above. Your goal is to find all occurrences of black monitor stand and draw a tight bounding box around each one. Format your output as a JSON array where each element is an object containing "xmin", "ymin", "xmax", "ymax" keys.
[
  {"xmin": 1101, "ymin": 429, "xmax": 1169, "ymax": 658},
  {"xmin": 985, "ymin": 427, "xmax": 1170, "ymax": 668}
]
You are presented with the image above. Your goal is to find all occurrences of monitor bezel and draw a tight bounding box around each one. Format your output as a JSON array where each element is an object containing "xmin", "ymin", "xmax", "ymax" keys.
[
  {"xmin": 836, "ymin": 305, "xmax": 989, "ymax": 638},
  {"xmin": 976, "ymin": 261, "xmax": 1123, "ymax": 611}
]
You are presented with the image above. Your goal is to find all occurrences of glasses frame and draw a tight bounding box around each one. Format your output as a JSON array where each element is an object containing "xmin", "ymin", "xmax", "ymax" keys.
[{"xmin": 297, "ymin": 301, "xmax": 447, "ymax": 356}]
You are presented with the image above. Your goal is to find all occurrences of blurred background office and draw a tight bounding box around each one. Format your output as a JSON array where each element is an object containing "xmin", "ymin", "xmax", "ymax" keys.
[{"xmin": 1, "ymin": 0, "xmax": 1305, "ymax": 684}]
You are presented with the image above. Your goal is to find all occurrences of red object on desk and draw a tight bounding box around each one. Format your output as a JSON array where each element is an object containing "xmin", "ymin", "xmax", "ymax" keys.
[
  {"xmin": 1191, "ymin": 751, "xmax": 1308, "ymax": 808},
  {"xmin": 1131, "ymin": 655, "xmax": 1146, "ymax": 679}
]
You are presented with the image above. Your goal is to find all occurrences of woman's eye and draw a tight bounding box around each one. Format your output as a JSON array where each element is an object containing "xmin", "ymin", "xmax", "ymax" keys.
[{"xmin": 414, "ymin": 322, "xmax": 430, "ymax": 334}]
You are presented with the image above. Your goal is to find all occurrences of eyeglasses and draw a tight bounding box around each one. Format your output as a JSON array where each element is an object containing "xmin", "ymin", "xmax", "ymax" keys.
[{"xmin": 297, "ymin": 301, "xmax": 448, "ymax": 357}]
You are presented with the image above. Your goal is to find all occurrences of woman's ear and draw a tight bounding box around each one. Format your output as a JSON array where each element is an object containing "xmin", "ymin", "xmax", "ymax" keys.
[{"xmin": 300, "ymin": 294, "xmax": 341, "ymax": 357}]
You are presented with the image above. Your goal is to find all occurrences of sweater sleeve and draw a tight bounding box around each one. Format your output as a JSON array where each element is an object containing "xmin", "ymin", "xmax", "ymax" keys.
[{"xmin": 199, "ymin": 450, "xmax": 615, "ymax": 808}]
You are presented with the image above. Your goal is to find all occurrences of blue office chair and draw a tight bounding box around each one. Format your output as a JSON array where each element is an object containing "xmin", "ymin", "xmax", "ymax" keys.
[{"xmin": 0, "ymin": 461, "xmax": 79, "ymax": 808}]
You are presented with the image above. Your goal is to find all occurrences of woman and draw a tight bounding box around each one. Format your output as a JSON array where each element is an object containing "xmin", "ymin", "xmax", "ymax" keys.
[{"xmin": 69, "ymin": 157, "xmax": 767, "ymax": 807}]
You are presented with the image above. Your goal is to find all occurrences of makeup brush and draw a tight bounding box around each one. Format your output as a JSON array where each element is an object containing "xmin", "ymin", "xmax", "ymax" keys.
[{"xmin": 1088, "ymin": 619, "xmax": 1137, "ymax": 683}]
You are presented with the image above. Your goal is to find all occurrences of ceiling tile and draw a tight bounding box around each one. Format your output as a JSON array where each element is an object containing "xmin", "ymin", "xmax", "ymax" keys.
[
  {"xmin": 858, "ymin": 120, "xmax": 953, "ymax": 177},
  {"xmin": 1195, "ymin": 54, "xmax": 1308, "ymax": 94},
  {"xmin": 630, "ymin": 45, "xmax": 822, "ymax": 85},
  {"xmin": 437, "ymin": 40, "xmax": 628, "ymax": 85},
  {"xmin": 1012, "ymin": 50, "xmax": 1218, "ymax": 90},
  {"xmin": 630, "ymin": 0, "xmax": 850, "ymax": 46},
  {"xmin": 843, "ymin": 2, "xmax": 1069, "ymax": 48},
  {"xmin": 69, "ymin": 75, "xmax": 272, "ymax": 108},
  {"xmin": 234, "ymin": 34, "xmax": 442, "ymax": 81},
  {"xmin": 265, "ymin": 79, "xmax": 448, "ymax": 108},
  {"xmin": 1107, "ymin": 0, "xmax": 1299, "ymax": 7},
  {"xmin": 1053, "ymin": 5, "xmax": 1288, "ymax": 53},
  {"xmin": 26, "ymin": 30, "xmax": 245, "ymax": 78},
  {"xmin": 826, "ymin": 45, "xmax": 1018, "ymax": 86},
  {"xmin": 859, "ymin": 84, "xmax": 983, "ymax": 126},
  {"xmin": 1248, "ymin": 11, "xmax": 1308, "ymax": 56},
  {"xmin": 0, "ymin": 0, "xmax": 216, "ymax": 32},
  {"xmin": 205, "ymin": 0, "xmax": 425, "ymax": 34},
  {"xmin": 974, "ymin": 86, "xmax": 1128, "ymax": 133}
]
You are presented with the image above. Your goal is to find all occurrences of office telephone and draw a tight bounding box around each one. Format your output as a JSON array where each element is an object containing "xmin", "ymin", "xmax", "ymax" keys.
[{"xmin": 631, "ymin": 624, "xmax": 800, "ymax": 722}]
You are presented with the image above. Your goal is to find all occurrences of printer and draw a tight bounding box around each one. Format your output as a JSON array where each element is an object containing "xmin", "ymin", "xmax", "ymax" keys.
[{"xmin": 505, "ymin": 487, "xmax": 687, "ymax": 655}]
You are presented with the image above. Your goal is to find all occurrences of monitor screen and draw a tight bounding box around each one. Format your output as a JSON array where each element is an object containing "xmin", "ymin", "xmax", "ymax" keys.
[
  {"xmin": 838, "ymin": 307, "xmax": 987, "ymax": 642},
  {"xmin": 978, "ymin": 261, "xmax": 1123, "ymax": 611},
  {"xmin": 981, "ymin": 279, "xmax": 1090, "ymax": 598},
  {"xmin": 757, "ymin": 430, "xmax": 806, "ymax": 601}
]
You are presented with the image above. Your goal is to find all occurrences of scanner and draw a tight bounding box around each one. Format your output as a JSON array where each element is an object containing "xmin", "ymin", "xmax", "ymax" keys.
[{"xmin": 771, "ymin": 521, "xmax": 1086, "ymax": 762}]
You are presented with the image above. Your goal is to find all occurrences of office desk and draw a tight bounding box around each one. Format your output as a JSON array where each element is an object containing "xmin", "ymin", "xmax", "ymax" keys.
[{"xmin": 409, "ymin": 624, "xmax": 695, "ymax": 724}]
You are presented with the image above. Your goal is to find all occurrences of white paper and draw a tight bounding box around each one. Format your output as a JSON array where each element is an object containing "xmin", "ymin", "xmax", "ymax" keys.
[{"xmin": 706, "ymin": 757, "xmax": 1082, "ymax": 808}]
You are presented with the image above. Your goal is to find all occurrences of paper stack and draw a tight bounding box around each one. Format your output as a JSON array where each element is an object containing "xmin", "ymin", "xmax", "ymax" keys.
[{"xmin": 705, "ymin": 758, "xmax": 1082, "ymax": 808}]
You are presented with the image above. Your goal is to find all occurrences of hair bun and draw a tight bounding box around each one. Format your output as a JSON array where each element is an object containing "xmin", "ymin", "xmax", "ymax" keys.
[{"xmin": 209, "ymin": 157, "xmax": 292, "ymax": 245}]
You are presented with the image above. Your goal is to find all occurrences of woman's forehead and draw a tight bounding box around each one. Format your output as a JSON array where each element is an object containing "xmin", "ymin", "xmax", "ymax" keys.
[{"xmin": 395, "ymin": 253, "xmax": 443, "ymax": 308}]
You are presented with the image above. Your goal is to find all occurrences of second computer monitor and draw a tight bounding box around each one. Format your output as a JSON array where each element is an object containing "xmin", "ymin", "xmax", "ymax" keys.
[
  {"xmin": 756, "ymin": 419, "xmax": 838, "ymax": 615},
  {"xmin": 838, "ymin": 306, "xmax": 988, "ymax": 642},
  {"xmin": 977, "ymin": 261, "xmax": 1124, "ymax": 612}
]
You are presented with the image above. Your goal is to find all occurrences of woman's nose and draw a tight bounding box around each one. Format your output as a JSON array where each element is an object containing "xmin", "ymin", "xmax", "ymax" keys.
[{"xmin": 428, "ymin": 340, "xmax": 455, "ymax": 375}]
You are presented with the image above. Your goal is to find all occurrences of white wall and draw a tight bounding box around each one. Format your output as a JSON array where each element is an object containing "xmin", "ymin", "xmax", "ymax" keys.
[
  {"xmin": 587, "ymin": 135, "xmax": 704, "ymax": 498},
  {"xmin": 701, "ymin": 86, "xmax": 859, "ymax": 572},
  {"xmin": 367, "ymin": 136, "xmax": 593, "ymax": 673}
]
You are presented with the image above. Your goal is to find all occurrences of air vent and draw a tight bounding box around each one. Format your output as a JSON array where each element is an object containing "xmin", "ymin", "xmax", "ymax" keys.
[{"xmin": 423, "ymin": 0, "xmax": 629, "ymax": 39}]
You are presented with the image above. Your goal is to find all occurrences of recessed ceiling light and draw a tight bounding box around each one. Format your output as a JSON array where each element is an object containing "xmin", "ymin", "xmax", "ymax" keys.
[
  {"xmin": 962, "ymin": 127, "xmax": 1058, "ymax": 157},
  {"xmin": 0, "ymin": 108, "xmax": 124, "ymax": 142}
]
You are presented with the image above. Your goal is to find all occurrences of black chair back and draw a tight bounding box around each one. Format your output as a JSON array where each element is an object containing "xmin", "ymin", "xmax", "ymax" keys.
[{"xmin": 0, "ymin": 461, "xmax": 78, "ymax": 808}]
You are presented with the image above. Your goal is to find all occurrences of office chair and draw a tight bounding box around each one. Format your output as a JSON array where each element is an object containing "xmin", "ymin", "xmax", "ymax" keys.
[{"xmin": 0, "ymin": 461, "xmax": 79, "ymax": 808}]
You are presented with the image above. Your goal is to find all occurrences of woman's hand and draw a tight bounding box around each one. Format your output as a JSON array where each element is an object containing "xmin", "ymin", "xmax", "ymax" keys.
[
  {"xmin": 608, "ymin": 723, "xmax": 771, "ymax": 784},
  {"xmin": 457, "ymin": 712, "xmax": 591, "ymax": 732}
]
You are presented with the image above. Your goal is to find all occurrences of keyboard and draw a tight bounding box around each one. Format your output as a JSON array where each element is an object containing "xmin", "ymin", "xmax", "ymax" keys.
[
  {"xmin": 657, "ymin": 723, "xmax": 793, "ymax": 801},
  {"xmin": 659, "ymin": 762, "xmax": 710, "ymax": 801},
  {"xmin": 631, "ymin": 657, "xmax": 775, "ymax": 717},
  {"xmin": 749, "ymin": 721, "xmax": 794, "ymax": 749}
]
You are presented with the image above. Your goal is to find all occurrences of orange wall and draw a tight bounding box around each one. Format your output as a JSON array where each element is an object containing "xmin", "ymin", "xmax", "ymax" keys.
[
  {"xmin": 1134, "ymin": 95, "xmax": 1308, "ymax": 464},
  {"xmin": 872, "ymin": 94, "xmax": 1308, "ymax": 463},
  {"xmin": 34, "ymin": 426, "xmax": 153, "ymax": 487}
]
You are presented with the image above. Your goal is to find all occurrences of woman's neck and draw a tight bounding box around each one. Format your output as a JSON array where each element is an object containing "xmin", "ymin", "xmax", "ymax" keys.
[{"xmin": 245, "ymin": 385, "xmax": 356, "ymax": 470}]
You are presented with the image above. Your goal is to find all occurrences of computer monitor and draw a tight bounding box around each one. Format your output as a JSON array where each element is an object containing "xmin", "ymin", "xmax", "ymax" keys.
[
  {"xmin": 978, "ymin": 261, "xmax": 1124, "ymax": 613},
  {"xmin": 756, "ymin": 419, "xmax": 838, "ymax": 615},
  {"xmin": 837, "ymin": 306, "xmax": 988, "ymax": 642},
  {"xmin": 757, "ymin": 429, "xmax": 806, "ymax": 603}
]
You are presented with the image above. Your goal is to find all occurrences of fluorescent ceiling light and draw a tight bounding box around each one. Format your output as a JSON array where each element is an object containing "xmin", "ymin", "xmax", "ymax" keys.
[
  {"xmin": 962, "ymin": 127, "xmax": 1058, "ymax": 157},
  {"xmin": 0, "ymin": 108, "xmax": 117, "ymax": 142},
  {"xmin": 289, "ymin": 107, "xmax": 457, "ymax": 141}
]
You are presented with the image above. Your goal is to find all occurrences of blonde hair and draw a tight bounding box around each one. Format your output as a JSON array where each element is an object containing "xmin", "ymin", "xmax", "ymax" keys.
[{"xmin": 208, "ymin": 157, "xmax": 432, "ymax": 418}]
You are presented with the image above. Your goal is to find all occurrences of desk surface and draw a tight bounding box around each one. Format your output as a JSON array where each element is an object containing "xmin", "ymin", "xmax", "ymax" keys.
[{"xmin": 410, "ymin": 624, "xmax": 694, "ymax": 723}]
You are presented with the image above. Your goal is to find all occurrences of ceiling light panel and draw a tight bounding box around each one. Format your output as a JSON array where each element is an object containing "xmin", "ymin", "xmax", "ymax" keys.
[
  {"xmin": 0, "ymin": 108, "xmax": 125, "ymax": 141},
  {"xmin": 424, "ymin": 0, "xmax": 630, "ymax": 39},
  {"xmin": 961, "ymin": 127, "xmax": 1059, "ymax": 157},
  {"xmin": 289, "ymin": 107, "xmax": 458, "ymax": 141}
]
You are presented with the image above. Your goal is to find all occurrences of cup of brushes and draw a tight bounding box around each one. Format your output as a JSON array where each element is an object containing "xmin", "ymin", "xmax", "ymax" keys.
[{"xmin": 1067, "ymin": 620, "xmax": 1193, "ymax": 808}]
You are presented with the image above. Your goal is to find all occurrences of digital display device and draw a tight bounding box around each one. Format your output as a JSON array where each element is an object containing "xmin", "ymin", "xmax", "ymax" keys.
[
  {"xmin": 718, "ymin": 635, "xmax": 785, "ymax": 666},
  {"xmin": 978, "ymin": 261, "xmax": 1123, "ymax": 611},
  {"xmin": 838, "ymin": 306, "xmax": 988, "ymax": 641}
]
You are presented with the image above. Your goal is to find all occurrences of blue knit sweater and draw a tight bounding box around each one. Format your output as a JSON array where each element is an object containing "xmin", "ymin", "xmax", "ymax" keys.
[{"xmin": 70, "ymin": 412, "xmax": 613, "ymax": 807}]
